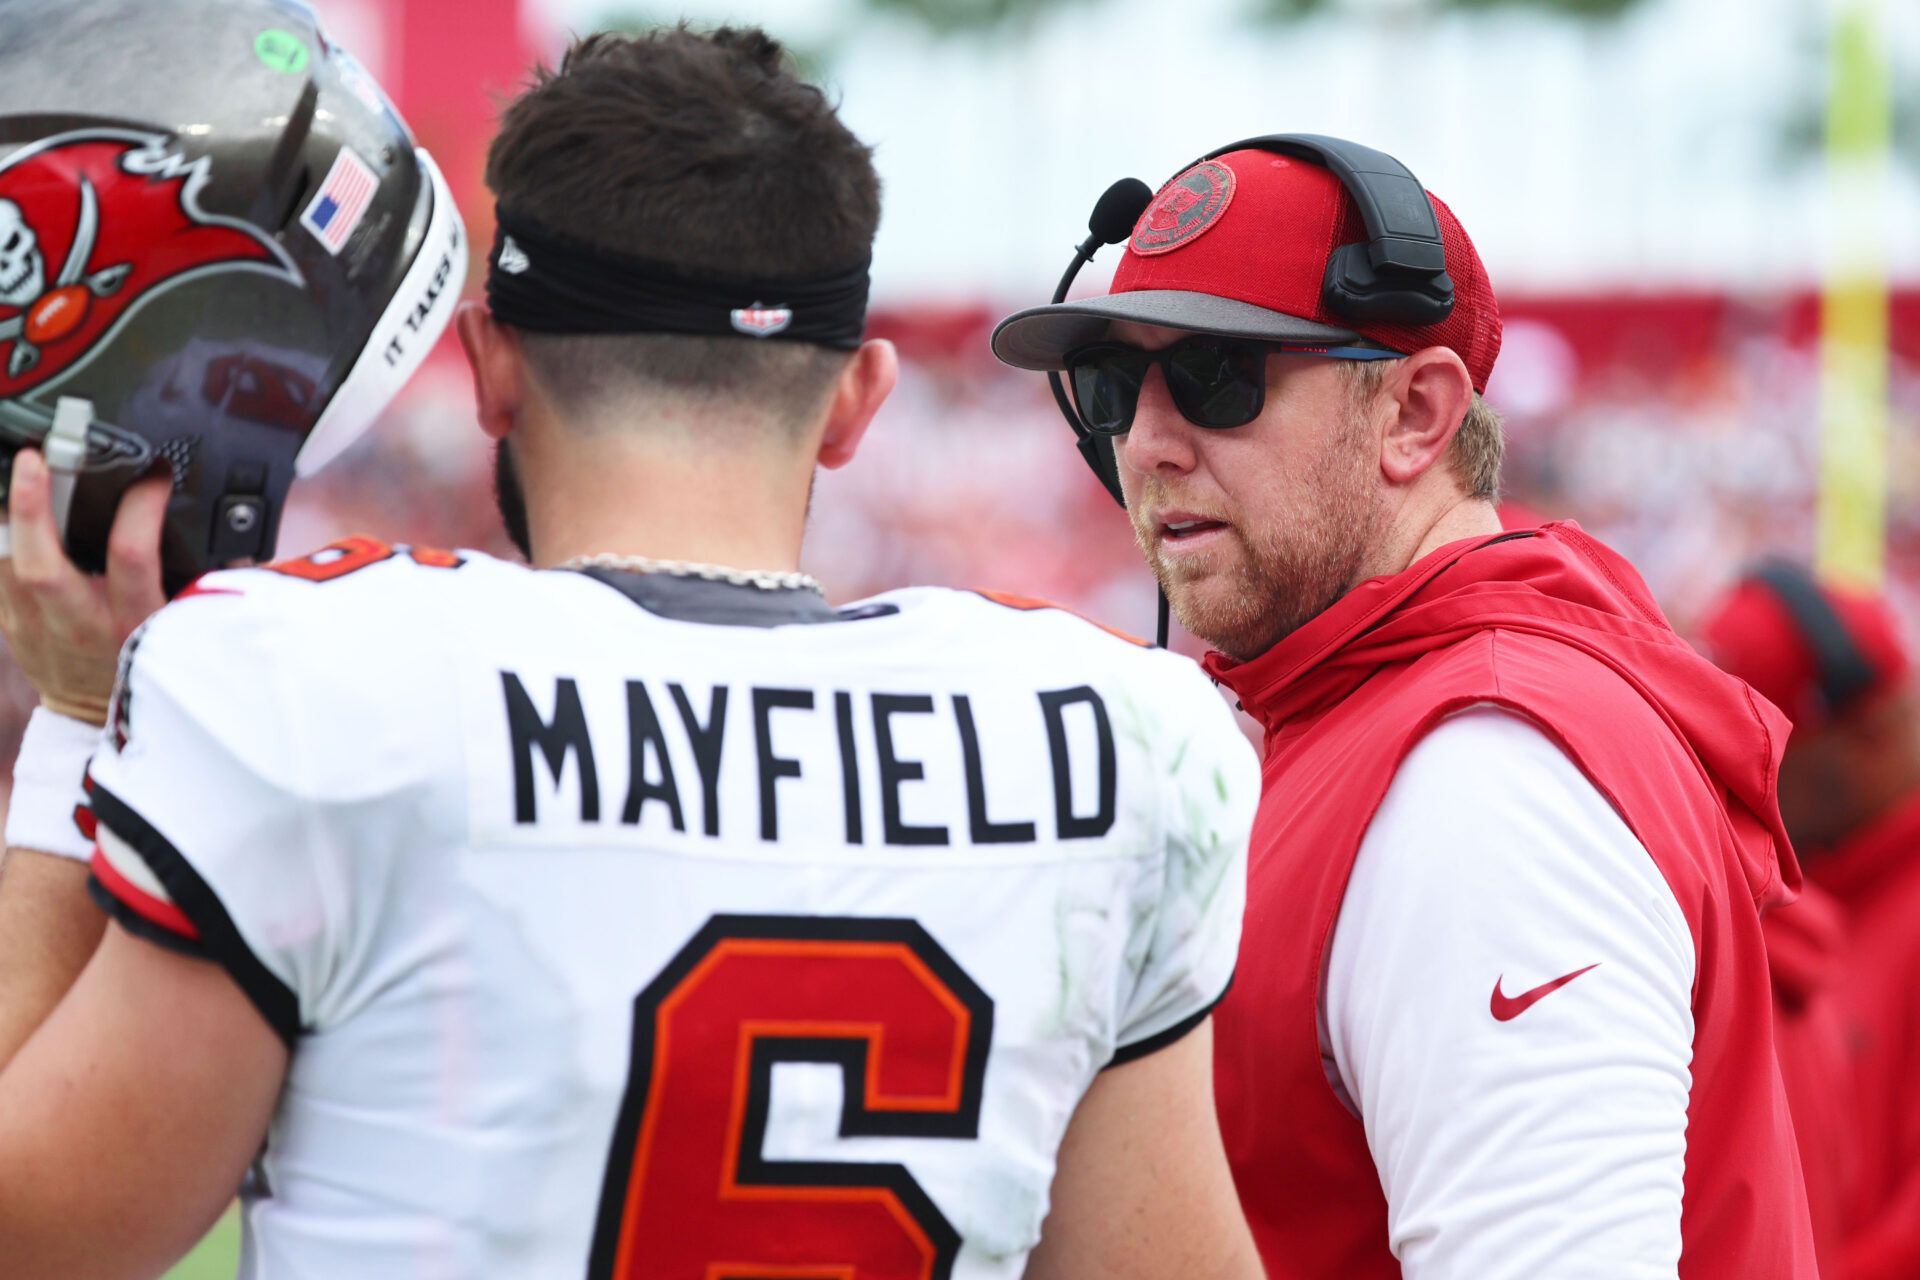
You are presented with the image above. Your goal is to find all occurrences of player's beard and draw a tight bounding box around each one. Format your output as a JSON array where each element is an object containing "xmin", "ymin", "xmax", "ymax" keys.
[
  {"xmin": 494, "ymin": 440, "xmax": 533, "ymax": 561},
  {"xmin": 1131, "ymin": 415, "xmax": 1384, "ymax": 662}
]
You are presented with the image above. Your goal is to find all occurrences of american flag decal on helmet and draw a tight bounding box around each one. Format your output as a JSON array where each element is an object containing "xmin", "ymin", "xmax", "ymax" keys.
[
  {"xmin": 730, "ymin": 303, "xmax": 792, "ymax": 338},
  {"xmin": 301, "ymin": 147, "xmax": 379, "ymax": 256}
]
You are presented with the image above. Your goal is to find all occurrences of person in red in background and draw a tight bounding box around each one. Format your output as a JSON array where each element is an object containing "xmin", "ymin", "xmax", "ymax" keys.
[
  {"xmin": 1703, "ymin": 563, "xmax": 1920, "ymax": 1280},
  {"xmin": 1759, "ymin": 859, "xmax": 1856, "ymax": 1276},
  {"xmin": 993, "ymin": 134, "xmax": 1818, "ymax": 1278}
]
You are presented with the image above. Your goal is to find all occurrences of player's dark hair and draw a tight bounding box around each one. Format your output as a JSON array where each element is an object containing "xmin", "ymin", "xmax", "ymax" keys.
[{"xmin": 486, "ymin": 26, "xmax": 880, "ymax": 424}]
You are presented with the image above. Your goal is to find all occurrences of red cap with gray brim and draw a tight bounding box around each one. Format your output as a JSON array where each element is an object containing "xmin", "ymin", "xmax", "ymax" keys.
[{"xmin": 992, "ymin": 147, "xmax": 1503, "ymax": 393}]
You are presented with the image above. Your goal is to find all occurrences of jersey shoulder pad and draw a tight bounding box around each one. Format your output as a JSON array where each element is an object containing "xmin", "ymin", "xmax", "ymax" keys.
[
  {"xmin": 968, "ymin": 589, "xmax": 1151, "ymax": 648},
  {"xmin": 260, "ymin": 534, "xmax": 467, "ymax": 584},
  {"xmin": 145, "ymin": 534, "xmax": 491, "ymax": 693},
  {"xmin": 181, "ymin": 534, "xmax": 493, "ymax": 630},
  {"xmin": 121, "ymin": 539, "xmax": 479, "ymax": 796}
]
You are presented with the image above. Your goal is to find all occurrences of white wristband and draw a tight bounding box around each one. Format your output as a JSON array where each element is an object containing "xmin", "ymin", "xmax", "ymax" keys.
[{"xmin": 5, "ymin": 705, "xmax": 103, "ymax": 862}]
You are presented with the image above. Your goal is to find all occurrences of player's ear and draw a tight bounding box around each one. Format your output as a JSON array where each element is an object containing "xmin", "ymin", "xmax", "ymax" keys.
[
  {"xmin": 456, "ymin": 302, "xmax": 526, "ymax": 442},
  {"xmin": 817, "ymin": 338, "xmax": 897, "ymax": 471},
  {"xmin": 1377, "ymin": 346, "xmax": 1473, "ymax": 488}
]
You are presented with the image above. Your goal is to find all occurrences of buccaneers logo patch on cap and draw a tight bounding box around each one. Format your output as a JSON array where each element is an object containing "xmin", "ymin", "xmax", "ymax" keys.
[
  {"xmin": 1131, "ymin": 161, "xmax": 1235, "ymax": 257},
  {"xmin": 0, "ymin": 129, "xmax": 298, "ymax": 397}
]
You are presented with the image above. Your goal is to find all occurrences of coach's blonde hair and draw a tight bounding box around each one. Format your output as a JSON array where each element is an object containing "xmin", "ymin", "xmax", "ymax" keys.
[{"xmin": 1340, "ymin": 359, "xmax": 1504, "ymax": 501}]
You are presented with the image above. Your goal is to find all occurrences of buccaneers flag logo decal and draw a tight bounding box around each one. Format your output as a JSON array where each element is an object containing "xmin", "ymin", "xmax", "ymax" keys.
[
  {"xmin": 1130, "ymin": 161, "xmax": 1235, "ymax": 258},
  {"xmin": 0, "ymin": 129, "xmax": 299, "ymax": 398}
]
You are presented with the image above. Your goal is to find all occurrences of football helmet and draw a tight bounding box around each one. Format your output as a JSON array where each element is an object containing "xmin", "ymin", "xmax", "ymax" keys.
[{"xmin": 0, "ymin": 0, "xmax": 466, "ymax": 591}]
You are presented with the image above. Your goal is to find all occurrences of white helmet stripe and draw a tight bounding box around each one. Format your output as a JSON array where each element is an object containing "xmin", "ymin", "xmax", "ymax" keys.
[{"xmin": 296, "ymin": 149, "xmax": 467, "ymax": 477}]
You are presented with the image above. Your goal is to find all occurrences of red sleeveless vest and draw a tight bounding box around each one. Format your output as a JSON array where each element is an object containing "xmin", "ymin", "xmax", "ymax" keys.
[{"xmin": 1206, "ymin": 524, "xmax": 1817, "ymax": 1278}]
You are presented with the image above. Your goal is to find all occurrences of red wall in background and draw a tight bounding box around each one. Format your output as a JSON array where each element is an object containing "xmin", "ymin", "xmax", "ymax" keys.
[
  {"xmin": 866, "ymin": 289, "xmax": 1920, "ymax": 389},
  {"xmin": 318, "ymin": 0, "xmax": 538, "ymax": 255},
  {"xmin": 360, "ymin": 0, "xmax": 1918, "ymax": 397},
  {"xmin": 1500, "ymin": 289, "xmax": 1920, "ymax": 388},
  {"xmin": 389, "ymin": 0, "xmax": 540, "ymax": 280}
]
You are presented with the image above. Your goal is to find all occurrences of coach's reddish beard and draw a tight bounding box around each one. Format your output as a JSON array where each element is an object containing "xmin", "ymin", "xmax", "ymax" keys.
[{"xmin": 1129, "ymin": 424, "xmax": 1383, "ymax": 662}]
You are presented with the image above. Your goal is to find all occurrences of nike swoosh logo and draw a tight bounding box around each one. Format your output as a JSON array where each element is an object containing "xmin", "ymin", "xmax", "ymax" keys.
[{"xmin": 1490, "ymin": 964, "xmax": 1600, "ymax": 1021}]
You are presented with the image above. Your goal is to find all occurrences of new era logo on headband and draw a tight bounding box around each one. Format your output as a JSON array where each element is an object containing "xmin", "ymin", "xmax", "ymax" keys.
[
  {"xmin": 731, "ymin": 303, "xmax": 792, "ymax": 338},
  {"xmin": 496, "ymin": 236, "xmax": 530, "ymax": 275}
]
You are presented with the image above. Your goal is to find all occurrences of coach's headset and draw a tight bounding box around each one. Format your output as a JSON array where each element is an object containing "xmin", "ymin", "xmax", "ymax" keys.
[
  {"xmin": 1745, "ymin": 559, "xmax": 1882, "ymax": 717},
  {"xmin": 1047, "ymin": 134, "xmax": 1456, "ymax": 509}
]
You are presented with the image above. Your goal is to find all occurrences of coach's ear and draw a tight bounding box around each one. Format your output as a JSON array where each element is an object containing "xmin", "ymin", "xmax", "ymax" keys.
[
  {"xmin": 456, "ymin": 302, "xmax": 527, "ymax": 442},
  {"xmin": 817, "ymin": 338, "xmax": 897, "ymax": 471},
  {"xmin": 1377, "ymin": 346, "xmax": 1473, "ymax": 488}
]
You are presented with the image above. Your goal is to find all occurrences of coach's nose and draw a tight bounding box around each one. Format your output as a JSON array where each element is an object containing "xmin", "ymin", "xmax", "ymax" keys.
[{"xmin": 1116, "ymin": 366, "xmax": 1199, "ymax": 484}]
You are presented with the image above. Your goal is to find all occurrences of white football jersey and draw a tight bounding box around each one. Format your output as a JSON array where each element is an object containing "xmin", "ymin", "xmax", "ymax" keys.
[{"xmin": 85, "ymin": 540, "xmax": 1256, "ymax": 1280}]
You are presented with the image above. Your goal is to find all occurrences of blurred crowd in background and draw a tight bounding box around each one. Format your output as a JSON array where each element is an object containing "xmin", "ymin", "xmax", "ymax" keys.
[
  {"xmin": 2, "ymin": 284, "xmax": 1912, "ymax": 771},
  {"xmin": 0, "ymin": 0, "xmax": 1910, "ymax": 764}
]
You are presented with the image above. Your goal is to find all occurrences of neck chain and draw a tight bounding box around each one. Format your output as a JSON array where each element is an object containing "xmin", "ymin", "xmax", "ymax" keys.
[{"xmin": 557, "ymin": 552, "xmax": 823, "ymax": 594}]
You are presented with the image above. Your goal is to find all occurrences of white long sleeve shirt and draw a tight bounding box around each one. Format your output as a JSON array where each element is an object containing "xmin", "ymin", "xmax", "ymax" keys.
[{"xmin": 1323, "ymin": 707, "xmax": 1695, "ymax": 1279}]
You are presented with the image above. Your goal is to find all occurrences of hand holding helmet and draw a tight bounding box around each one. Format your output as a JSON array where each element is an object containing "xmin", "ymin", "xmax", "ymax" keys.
[{"xmin": 0, "ymin": 449, "xmax": 167, "ymax": 725}]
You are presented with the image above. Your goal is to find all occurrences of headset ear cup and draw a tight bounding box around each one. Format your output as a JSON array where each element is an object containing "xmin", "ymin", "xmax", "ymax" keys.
[
  {"xmin": 1320, "ymin": 243, "xmax": 1372, "ymax": 320},
  {"xmin": 1747, "ymin": 561, "xmax": 1881, "ymax": 713},
  {"xmin": 1077, "ymin": 433, "xmax": 1127, "ymax": 509},
  {"xmin": 1321, "ymin": 243, "xmax": 1455, "ymax": 326}
]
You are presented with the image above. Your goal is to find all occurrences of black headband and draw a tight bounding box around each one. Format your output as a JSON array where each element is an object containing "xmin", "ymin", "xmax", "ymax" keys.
[{"xmin": 485, "ymin": 209, "xmax": 870, "ymax": 350}]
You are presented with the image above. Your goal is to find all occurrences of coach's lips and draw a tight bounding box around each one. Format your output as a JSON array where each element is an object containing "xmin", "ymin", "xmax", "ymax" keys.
[{"xmin": 1154, "ymin": 510, "xmax": 1231, "ymax": 548}]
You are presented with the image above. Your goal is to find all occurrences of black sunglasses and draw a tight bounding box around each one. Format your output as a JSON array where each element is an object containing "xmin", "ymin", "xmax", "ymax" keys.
[{"xmin": 1063, "ymin": 335, "xmax": 1403, "ymax": 436}]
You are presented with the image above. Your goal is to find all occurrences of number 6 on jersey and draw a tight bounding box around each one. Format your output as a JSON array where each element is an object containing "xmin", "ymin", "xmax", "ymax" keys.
[{"xmin": 587, "ymin": 915, "xmax": 995, "ymax": 1279}]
